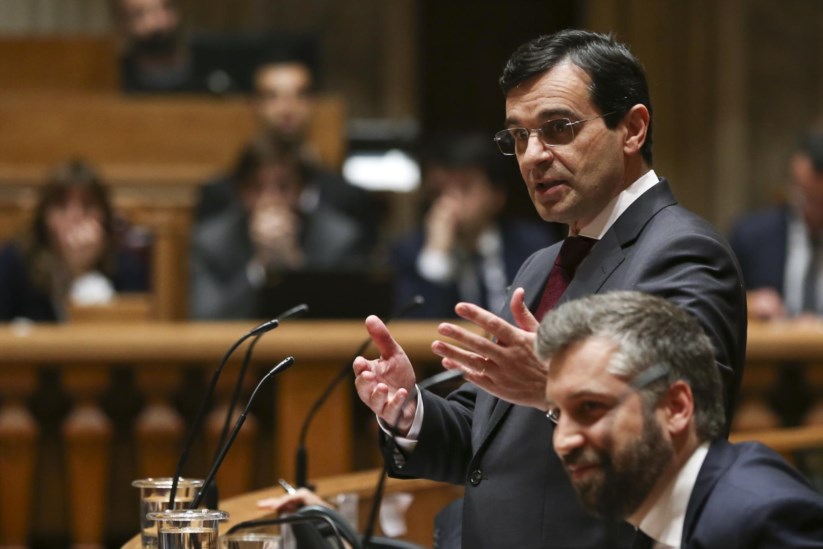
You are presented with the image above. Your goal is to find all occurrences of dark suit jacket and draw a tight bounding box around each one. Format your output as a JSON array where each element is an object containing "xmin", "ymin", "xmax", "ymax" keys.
[
  {"xmin": 188, "ymin": 201, "xmax": 370, "ymax": 319},
  {"xmin": 680, "ymin": 439, "xmax": 823, "ymax": 548},
  {"xmin": 389, "ymin": 220, "xmax": 564, "ymax": 318},
  {"xmin": 384, "ymin": 180, "xmax": 748, "ymax": 549},
  {"xmin": 0, "ymin": 241, "xmax": 150, "ymax": 322},
  {"xmin": 728, "ymin": 205, "xmax": 790, "ymax": 293}
]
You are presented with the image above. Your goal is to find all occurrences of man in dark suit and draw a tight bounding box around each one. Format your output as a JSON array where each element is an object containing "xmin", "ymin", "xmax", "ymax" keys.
[
  {"xmin": 390, "ymin": 131, "xmax": 563, "ymax": 318},
  {"xmin": 189, "ymin": 137, "xmax": 372, "ymax": 320},
  {"xmin": 537, "ymin": 291, "xmax": 823, "ymax": 548},
  {"xmin": 352, "ymin": 30, "xmax": 746, "ymax": 548},
  {"xmin": 193, "ymin": 54, "xmax": 377, "ymax": 244},
  {"xmin": 730, "ymin": 129, "xmax": 823, "ymax": 321}
]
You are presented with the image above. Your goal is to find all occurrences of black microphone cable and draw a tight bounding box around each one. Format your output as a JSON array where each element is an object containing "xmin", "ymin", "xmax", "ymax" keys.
[
  {"xmin": 294, "ymin": 295, "xmax": 425, "ymax": 488},
  {"xmin": 361, "ymin": 368, "xmax": 464, "ymax": 547},
  {"xmin": 168, "ymin": 316, "xmax": 283, "ymax": 507},
  {"xmin": 191, "ymin": 356, "xmax": 297, "ymax": 509},
  {"xmin": 198, "ymin": 304, "xmax": 310, "ymax": 507}
]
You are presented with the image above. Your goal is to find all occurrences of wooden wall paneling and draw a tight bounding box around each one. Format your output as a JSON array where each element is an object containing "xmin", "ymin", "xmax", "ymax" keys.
[{"xmin": 0, "ymin": 36, "xmax": 118, "ymax": 91}]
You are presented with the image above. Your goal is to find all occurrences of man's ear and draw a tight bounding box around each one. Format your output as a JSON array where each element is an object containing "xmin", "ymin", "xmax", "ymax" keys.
[
  {"xmin": 661, "ymin": 380, "xmax": 693, "ymax": 436},
  {"xmin": 621, "ymin": 104, "xmax": 650, "ymax": 158}
]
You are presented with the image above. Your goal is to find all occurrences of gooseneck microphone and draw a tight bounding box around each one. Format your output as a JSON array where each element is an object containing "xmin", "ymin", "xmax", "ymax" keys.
[
  {"xmin": 191, "ymin": 356, "xmax": 297, "ymax": 509},
  {"xmin": 294, "ymin": 296, "xmax": 425, "ymax": 488},
  {"xmin": 214, "ymin": 304, "xmax": 309, "ymax": 460},
  {"xmin": 168, "ymin": 316, "xmax": 284, "ymax": 507},
  {"xmin": 361, "ymin": 368, "xmax": 464, "ymax": 546}
]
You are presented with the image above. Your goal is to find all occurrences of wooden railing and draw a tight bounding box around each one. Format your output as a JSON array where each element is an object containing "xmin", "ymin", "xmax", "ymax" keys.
[
  {"xmin": 0, "ymin": 319, "xmax": 822, "ymax": 547},
  {"xmin": 0, "ymin": 320, "xmax": 453, "ymax": 547}
]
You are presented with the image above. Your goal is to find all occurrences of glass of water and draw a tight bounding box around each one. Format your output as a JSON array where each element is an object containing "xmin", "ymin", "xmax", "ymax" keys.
[
  {"xmin": 147, "ymin": 508, "xmax": 229, "ymax": 549},
  {"xmin": 132, "ymin": 478, "xmax": 205, "ymax": 548}
]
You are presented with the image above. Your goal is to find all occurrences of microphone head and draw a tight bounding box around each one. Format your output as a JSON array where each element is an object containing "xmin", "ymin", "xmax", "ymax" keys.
[
  {"xmin": 278, "ymin": 304, "xmax": 309, "ymax": 322},
  {"xmin": 249, "ymin": 318, "xmax": 280, "ymax": 337},
  {"xmin": 270, "ymin": 356, "xmax": 296, "ymax": 376}
]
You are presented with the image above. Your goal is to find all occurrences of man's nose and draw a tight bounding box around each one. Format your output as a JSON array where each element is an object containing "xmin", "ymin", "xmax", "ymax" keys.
[
  {"xmin": 520, "ymin": 132, "xmax": 554, "ymax": 166},
  {"xmin": 552, "ymin": 417, "xmax": 585, "ymax": 456}
]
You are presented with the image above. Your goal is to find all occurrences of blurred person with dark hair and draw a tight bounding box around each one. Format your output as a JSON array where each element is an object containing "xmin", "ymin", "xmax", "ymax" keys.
[
  {"xmin": 0, "ymin": 160, "xmax": 149, "ymax": 322},
  {"xmin": 189, "ymin": 137, "xmax": 372, "ymax": 320},
  {"xmin": 193, "ymin": 53, "xmax": 378, "ymax": 249},
  {"xmin": 110, "ymin": 0, "xmax": 197, "ymax": 93},
  {"xmin": 730, "ymin": 129, "xmax": 823, "ymax": 321},
  {"xmin": 391, "ymin": 131, "xmax": 563, "ymax": 318}
]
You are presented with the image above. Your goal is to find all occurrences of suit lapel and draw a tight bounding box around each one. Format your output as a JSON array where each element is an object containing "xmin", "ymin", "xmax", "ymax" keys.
[
  {"xmin": 476, "ymin": 180, "xmax": 678, "ymax": 452},
  {"xmin": 682, "ymin": 440, "xmax": 735, "ymax": 546},
  {"xmin": 480, "ymin": 246, "xmax": 558, "ymax": 446}
]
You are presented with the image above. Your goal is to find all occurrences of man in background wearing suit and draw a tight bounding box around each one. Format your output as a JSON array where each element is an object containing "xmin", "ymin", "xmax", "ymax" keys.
[
  {"xmin": 538, "ymin": 291, "xmax": 823, "ymax": 548},
  {"xmin": 352, "ymin": 29, "xmax": 746, "ymax": 548},
  {"xmin": 189, "ymin": 137, "xmax": 372, "ymax": 319},
  {"xmin": 193, "ymin": 53, "xmax": 377, "ymax": 243},
  {"xmin": 730, "ymin": 129, "xmax": 823, "ymax": 321},
  {"xmin": 390, "ymin": 131, "xmax": 563, "ymax": 319},
  {"xmin": 729, "ymin": 129, "xmax": 823, "ymax": 426}
]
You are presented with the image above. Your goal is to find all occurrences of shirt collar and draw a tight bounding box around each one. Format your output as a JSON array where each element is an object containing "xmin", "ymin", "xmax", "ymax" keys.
[
  {"xmin": 578, "ymin": 169, "xmax": 659, "ymax": 240},
  {"xmin": 634, "ymin": 442, "xmax": 710, "ymax": 549}
]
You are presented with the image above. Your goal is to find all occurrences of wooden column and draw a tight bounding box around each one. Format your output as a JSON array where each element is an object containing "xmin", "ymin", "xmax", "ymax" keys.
[
  {"xmin": 62, "ymin": 366, "xmax": 112, "ymax": 548},
  {"xmin": 275, "ymin": 359, "xmax": 353, "ymax": 483},
  {"xmin": 0, "ymin": 368, "xmax": 38, "ymax": 546},
  {"xmin": 134, "ymin": 365, "xmax": 185, "ymax": 479}
]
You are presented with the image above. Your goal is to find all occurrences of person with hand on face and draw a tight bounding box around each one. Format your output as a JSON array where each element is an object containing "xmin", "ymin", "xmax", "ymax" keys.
[
  {"xmin": 0, "ymin": 160, "xmax": 149, "ymax": 322},
  {"xmin": 189, "ymin": 137, "xmax": 371, "ymax": 320},
  {"xmin": 353, "ymin": 29, "xmax": 746, "ymax": 549},
  {"xmin": 194, "ymin": 55, "xmax": 377, "ymax": 242},
  {"xmin": 537, "ymin": 291, "xmax": 823, "ymax": 549},
  {"xmin": 391, "ymin": 131, "xmax": 562, "ymax": 318}
]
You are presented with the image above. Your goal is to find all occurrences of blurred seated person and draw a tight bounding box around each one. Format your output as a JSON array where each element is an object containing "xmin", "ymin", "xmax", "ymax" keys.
[
  {"xmin": 730, "ymin": 129, "xmax": 823, "ymax": 322},
  {"xmin": 0, "ymin": 160, "xmax": 150, "ymax": 322},
  {"xmin": 189, "ymin": 137, "xmax": 374, "ymax": 320},
  {"xmin": 109, "ymin": 0, "xmax": 200, "ymax": 93},
  {"xmin": 390, "ymin": 131, "xmax": 564, "ymax": 318},
  {"xmin": 193, "ymin": 53, "xmax": 377, "ymax": 245}
]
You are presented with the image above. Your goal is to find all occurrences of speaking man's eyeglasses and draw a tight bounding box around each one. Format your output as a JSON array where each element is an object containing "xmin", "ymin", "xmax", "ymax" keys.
[{"xmin": 493, "ymin": 112, "xmax": 616, "ymax": 156}]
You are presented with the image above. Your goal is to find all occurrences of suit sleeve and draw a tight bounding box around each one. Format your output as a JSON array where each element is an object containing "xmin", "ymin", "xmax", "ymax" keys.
[{"xmin": 623, "ymin": 212, "xmax": 747, "ymax": 430}]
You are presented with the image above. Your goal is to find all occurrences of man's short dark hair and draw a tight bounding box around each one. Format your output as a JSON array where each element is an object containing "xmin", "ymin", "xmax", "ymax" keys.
[{"xmin": 499, "ymin": 29, "xmax": 653, "ymax": 165}]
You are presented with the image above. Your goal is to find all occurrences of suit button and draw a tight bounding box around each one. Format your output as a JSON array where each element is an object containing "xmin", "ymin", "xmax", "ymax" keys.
[{"xmin": 469, "ymin": 469, "xmax": 483, "ymax": 486}]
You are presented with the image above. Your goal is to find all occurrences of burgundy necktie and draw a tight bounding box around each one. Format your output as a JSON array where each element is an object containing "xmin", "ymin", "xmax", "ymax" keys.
[{"xmin": 534, "ymin": 236, "xmax": 597, "ymax": 321}]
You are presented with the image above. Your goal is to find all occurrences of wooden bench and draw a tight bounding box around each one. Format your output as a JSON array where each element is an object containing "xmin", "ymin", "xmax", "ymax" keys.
[{"xmin": 0, "ymin": 92, "xmax": 346, "ymax": 319}]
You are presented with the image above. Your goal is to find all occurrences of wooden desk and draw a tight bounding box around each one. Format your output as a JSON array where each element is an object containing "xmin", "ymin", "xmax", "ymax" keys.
[
  {"xmin": 3, "ymin": 318, "xmax": 823, "ymax": 546},
  {"xmin": 747, "ymin": 320, "xmax": 823, "ymax": 362},
  {"xmin": 0, "ymin": 320, "xmax": 461, "ymax": 547},
  {"xmin": 122, "ymin": 470, "xmax": 464, "ymax": 549}
]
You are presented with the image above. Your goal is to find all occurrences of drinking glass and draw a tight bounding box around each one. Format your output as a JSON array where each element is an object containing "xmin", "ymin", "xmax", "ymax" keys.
[
  {"xmin": 147, "ymin": 508, "xmax": 229, "ymax": 549},
  {"xmin": 132, "ymin": 477, "xmax": 204, "ymax": 549}
]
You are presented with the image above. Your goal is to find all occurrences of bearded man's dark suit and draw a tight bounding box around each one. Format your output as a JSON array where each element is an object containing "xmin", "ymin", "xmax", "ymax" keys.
[
  {"xmin": 383, "ymin": 179, "xmax": 747, "ymax": 549},
  {"xmin": 679, "ymin": 439, "xmax": 823, "ymax": 548}
]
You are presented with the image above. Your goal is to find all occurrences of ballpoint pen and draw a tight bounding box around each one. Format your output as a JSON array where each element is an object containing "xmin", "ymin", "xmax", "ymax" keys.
[{"xmin": 278, "ymin": 478, "xmax": 298, "ymax": 495}]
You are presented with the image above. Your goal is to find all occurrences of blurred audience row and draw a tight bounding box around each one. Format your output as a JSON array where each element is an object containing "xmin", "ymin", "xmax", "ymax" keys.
[{"xmin": 5, "ymin": 0, "xmax": 823, "ymax": 328}]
